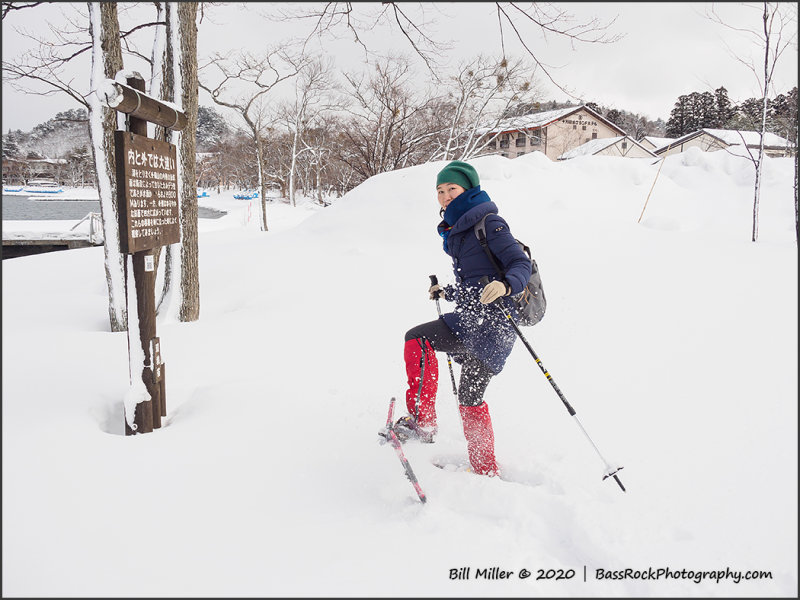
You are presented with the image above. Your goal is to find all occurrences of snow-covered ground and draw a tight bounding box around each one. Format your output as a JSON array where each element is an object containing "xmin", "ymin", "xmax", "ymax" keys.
[{"xmin": 2, "ymin": 149, "xmax": 797, "ymax": 597}]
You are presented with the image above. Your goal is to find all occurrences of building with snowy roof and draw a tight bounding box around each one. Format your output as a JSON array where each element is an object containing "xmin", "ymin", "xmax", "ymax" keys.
[
  {"xmin": 480, "ymin": 105, "xmax": 627, "ymax": 161},
  {"xmin": 557, "ymin": 135, "xmax": 658, "ymax": 160},
  {"xmin": 654, "ymin": 128, "xmax": 795, "ymax": 158},
  {"xmin": 640, "ymin": 136, "xmax": 676, "ymax": 153}
]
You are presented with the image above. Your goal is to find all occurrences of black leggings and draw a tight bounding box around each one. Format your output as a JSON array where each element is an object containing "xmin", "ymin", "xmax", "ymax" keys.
[{"xmin": 405, "ymin": 318, "xmax": 493, "ymax": 407}]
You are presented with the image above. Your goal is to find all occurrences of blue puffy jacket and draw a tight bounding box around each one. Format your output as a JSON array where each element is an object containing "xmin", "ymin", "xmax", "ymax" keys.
[{"xmin": 437, "ymin": 187, "xmax": 532, "ymax": 373}]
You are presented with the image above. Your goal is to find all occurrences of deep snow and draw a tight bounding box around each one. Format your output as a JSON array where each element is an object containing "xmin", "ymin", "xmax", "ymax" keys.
[{"xmin": 2, "ymin": 148, "xmax": 797, "ymax": 597}]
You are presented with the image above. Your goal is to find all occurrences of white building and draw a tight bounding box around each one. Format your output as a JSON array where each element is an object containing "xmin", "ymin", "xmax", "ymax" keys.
[
  {"xmin": 481, "ymin": 105, "xmax": 627, "ymax": 161},
  {"xmin": 640, "ymin": 136, "xmax": 676, "ymax": 152},
  {"xmin": 654, "ymin": 129, "xmax": 795, "ymax": 158},
  {"xmin": 557, "ymin": 135, "xmax": 657, "ymax": 160}
]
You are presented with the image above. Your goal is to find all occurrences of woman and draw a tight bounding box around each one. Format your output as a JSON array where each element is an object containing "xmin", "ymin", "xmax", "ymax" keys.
[{"xmin": 394, "ymin": 160, "xmax": 532, "ymax": 476}]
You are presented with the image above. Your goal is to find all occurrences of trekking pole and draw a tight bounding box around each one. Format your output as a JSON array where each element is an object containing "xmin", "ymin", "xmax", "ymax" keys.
[
  {"xmin": 479, "ymin": 276, "xmax": 625, "ymax": 492},
  {"xmin": 430, "ymin": 275, "xmax": 458, "ymax": 398}
]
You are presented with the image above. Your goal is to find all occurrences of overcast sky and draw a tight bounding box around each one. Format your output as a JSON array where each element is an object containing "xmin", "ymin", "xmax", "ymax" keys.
[{"xmin": 2, "ymin": 2, "xmax": 798, "ymax": 133}]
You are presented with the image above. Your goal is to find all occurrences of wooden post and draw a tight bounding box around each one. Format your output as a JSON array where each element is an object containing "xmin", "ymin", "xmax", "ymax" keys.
[
  {"xmin": 99, "ymin": 79, "xmax": 188, "ymax": 130},
  {"xmin": 128, "ymin": 75, "xmax": 158, "ymax": 434},
  {"xmin": 105, "ymin": 71, "xmax": 184, "ymax": 435}
]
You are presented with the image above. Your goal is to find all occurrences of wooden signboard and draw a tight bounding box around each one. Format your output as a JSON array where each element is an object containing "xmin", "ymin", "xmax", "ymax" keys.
[{"xmin": 114, "ymin": 131, "xmax": 180, "ymax": 254}]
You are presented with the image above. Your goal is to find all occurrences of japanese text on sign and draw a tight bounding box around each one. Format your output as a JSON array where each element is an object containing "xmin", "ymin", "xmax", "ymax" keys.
[{"xmin": 115, "ymin": 131, "xmax": 180, "ymax": 253}]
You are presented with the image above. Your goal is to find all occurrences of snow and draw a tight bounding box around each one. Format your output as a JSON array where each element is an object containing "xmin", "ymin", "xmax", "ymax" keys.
[
  {"xmin": 701, "ymin": 128, "xmax": 794, "ymax": 148},
  {"xmin": 481, "ymin": 105, "xmax": 583, "ymax": 135},
  {"xmin": 643, "ymin": 135, "xmax": 677, "ymax": 150},
  {"xmin": 2, "ymin": 150, "xmax": 797, "ymax": 597},
  {"xmin": 557, "ymin": 136, "xmax": 657, "ymax": 160}
]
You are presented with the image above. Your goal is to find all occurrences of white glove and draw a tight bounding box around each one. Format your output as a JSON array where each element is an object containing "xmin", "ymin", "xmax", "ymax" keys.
[
  {"xmin": 480, "ymin": 280, "xmax": 509, "ymax": 304},
  {"xmin": 429, "ymin": 283, "xmax": 445, "ymax": 300}
]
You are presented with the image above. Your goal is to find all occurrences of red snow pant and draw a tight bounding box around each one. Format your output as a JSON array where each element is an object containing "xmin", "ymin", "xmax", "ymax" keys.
[
  {"xmin": 404, "ymin": 319, "xmax": 498, "ymax": 475},
  {"xmin": 404, "ymin": 337, "xmax": 439, "ymax": 431},
  {"xmin": 459, "ymin": 403, "xmax": 498, "ymax": 475}
]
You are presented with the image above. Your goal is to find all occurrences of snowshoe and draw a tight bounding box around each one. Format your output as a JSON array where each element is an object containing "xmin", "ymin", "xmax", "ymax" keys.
[{"xmin": 378, "ymin": 415, "xmax": 436, "ymax": 444}]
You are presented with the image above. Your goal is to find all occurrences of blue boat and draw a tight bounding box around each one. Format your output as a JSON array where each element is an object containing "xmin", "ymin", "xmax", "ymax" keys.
[
  {"xmin": 24, "ymin": 178, "xmax": 63, "ymax": 194},
  {"xmin": 233, "ymin": 190, "xmax": 259, "ymax": 200}
]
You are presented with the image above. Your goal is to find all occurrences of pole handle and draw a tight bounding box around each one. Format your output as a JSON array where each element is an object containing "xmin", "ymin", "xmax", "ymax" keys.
[{"xmin": 430, "ymin": 274, "xmax": 444, "ymax": 316}]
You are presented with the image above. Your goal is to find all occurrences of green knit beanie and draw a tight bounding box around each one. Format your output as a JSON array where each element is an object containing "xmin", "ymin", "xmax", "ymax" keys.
[{"xmin": 436, "ymin": 160, "xmax": 480, "ymax": 190}]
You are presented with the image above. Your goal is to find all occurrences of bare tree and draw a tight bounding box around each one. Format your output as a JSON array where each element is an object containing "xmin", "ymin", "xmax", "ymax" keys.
[
  {"xmin": 157, "ymin": 1, "xmax": 200, "ymax": 322},
  {"xmin": 299, "ymin": 123, "xmax": 336, "ymax": 205},
  {"xmin": 87, "ymin": 2, "xmax": 126, "ymax": 333},
  {"xmin": 337, "ymin": 55, "xmax": 437, "ymax": 182},
  {"xmin": 199, "ymin": 48, "xmax": 306, "ymax": 230},
  {"xmin": 272, "ymin": 1, "xmax": 451, "ymax": 73},
  {"xmin": 276, "ymin": 2, "xmax": 620, "ymax": 99},
  {"xmin": 277, "ymin": 56, "xmax": 339, "ymax": 206},
  {"xmin": 2, "ymin": 3, "xmax": 45, "ymax": 20},
  {"xmin": 259, "ymin": 127, "xmax": 291, "ymax": 198},
  {"xmin": 707, "ymin": 2, "xmax": 798, "ymax": 242},
  {"xmin": 493, "ymin": 3, "xmax": 621, "ymax": 98},
  {"xmin": 434, "ymin": 54, "xmax": 539, "ymax": 160}
]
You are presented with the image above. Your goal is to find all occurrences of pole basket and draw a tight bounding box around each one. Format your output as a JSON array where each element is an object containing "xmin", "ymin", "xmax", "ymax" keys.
[{"xmin": 603, "ymin": 466, "xmax": 626, "ymax": 492}]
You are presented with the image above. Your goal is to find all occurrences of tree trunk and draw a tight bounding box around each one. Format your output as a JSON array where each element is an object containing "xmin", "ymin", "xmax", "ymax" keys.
[
  {"xmin": 316, "ymin": 158, "xmax": 323, "ymax": 205},
  {"xmin": 154, "ymin": 1, "xmax": 172, "ymax": 311},
  {"xmin": 752, "ymin": 1, "xmax": 769, "ymax": 243},
  {"xmin": 256, "ymin": 136, "xmax": 269, "ymax": 230},
  {"xmin": 88, "ymin": 2, "xmax": 127, "ymax": 332},
  {"xmin": 289, "ymin": 128, "xmax": 299, "ymax": 207},
  {"xmin": 177, "ymin": 1, "xmax": 200, "ymax": 321},
  {"xmin": 155, "ymin": 2, "xmax": 199, "ymax": 321},
  {"xmin": 752, "ymin": 159, "xmax": 762, "ymax": 242}
]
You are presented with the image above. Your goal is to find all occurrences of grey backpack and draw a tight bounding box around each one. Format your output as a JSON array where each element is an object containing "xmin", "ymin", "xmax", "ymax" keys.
[{"xmin": 474, "ymin": 215, "xmax": 546, "ymax": 326}]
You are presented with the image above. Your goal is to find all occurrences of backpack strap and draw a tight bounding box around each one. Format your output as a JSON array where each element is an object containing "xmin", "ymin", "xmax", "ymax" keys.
[{"xmin": 474, "ymin": 215, "xmax": 506, "ymax": 278}]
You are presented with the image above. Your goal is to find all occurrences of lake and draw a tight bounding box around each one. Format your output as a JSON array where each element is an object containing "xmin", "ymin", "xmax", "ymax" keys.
[{"xmin": 1, "ymin": 194, "xmax": 226, "ymax": 220}]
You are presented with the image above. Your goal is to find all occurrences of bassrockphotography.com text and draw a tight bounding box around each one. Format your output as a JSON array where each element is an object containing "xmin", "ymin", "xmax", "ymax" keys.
[{"xmin": 448, "ymin": 566, "xmax": 774, "ymax": 586}]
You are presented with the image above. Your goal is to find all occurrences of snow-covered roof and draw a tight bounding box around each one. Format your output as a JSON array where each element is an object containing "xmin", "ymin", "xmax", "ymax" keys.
[
  {"xmin": 558, "ymin": 136, "xmax": 625, "ymax": 160},
  {"xmin": 479, "ymin": 105, "xmax": 624, "ymax": 136},
  {"xmin": 700, "ymin": 128, "xmax": 793, "ymax": 148},
  {"xmin": 557, "ymin": 135, "xmax": 657, "ymax": 160},
  {"xmin": 663, "ymin": 128, "xmax": 794, "ymax": 151},
  {"xmin": 642, "ymin": 136, "xmax": 676, "ymax": 150},
  {"xmin": 485, "ymin": 106, "xmax": 581, "ymax": 134}
]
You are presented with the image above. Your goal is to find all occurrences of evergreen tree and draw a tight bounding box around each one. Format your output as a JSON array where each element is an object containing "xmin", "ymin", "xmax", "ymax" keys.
[
  {"xmin": 196, "ymin": 105, "xmax": 231, "ymax": 152},
  {"xmin": 714, "ymin": 86, "xmax": 735, "ymax": 128},
  {"xmin": 66, "ymin": 145, "xmax": 94, "ymax": 186},
  {"xmin": 731, "ymin": 98, "xmax": 764, "ymax": 130},
  {"xmin": 605, "ymin": 108, "xmax": 622, "ymax": 126},
  {"xmin": 2, "ymin": 131, "xmax": 21, "ymax": 159},
  {"xmin": 696, "ymin": 91, "xmax": 716, "ymax": 129},
  {"xmin": 666, "ymin": 94, "xmax": 692, "ymax": 137},
  {"xmin": 769, "ymin": 87, "xmax": 798, "ymax": 144}
]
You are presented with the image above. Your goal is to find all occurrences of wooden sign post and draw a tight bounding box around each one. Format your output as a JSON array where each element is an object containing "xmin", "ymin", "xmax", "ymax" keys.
[{"xmin": 104, "ymin": 73, "xmax": 186, "ymax": 435}]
